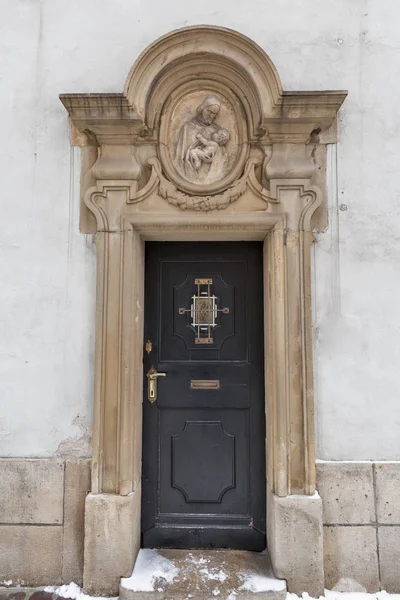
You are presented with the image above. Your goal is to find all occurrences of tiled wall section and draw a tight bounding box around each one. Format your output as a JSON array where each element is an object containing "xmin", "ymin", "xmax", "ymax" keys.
[
  {"xmin": 0, "ymin": 459, "xmax": 91, "ymax": 587},
  {"xmin": 317, "ymin": 461, "xmax": 400, "ymax": 593},
  {"xmin": 1, "ymin": 459, "xmax": 398, "ymax": 591}
]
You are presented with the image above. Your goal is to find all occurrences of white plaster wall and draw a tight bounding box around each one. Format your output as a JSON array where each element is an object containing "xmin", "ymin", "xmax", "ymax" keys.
[{"xmin": 0, "ymin": 0, "xmax": 399, "ymax": 459}]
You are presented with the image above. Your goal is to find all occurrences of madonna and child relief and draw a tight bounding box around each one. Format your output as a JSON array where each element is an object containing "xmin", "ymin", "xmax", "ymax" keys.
[{"xmin": 170, "ymin": 92, "xmax": 239, "ymax": 187}]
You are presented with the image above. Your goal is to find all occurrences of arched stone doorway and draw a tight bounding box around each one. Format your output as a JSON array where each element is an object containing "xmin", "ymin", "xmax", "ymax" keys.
[{"xmin": 61, "ymin": 26, "xmax": 346, "ymax": 596}]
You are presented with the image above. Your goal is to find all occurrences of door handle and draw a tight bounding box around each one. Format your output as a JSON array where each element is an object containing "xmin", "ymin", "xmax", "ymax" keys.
[{"xmin": 146, "ymin": 366, "xmax": 167, "ymax": 403}]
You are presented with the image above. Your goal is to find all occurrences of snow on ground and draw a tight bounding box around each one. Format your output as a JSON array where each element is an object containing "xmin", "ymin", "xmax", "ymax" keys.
[
  {"xmin": 0, "ymin": 581, "xmax": 398, "ymax": 600},
  {"xmin": 44, "ymin": 582, "xmax": 116, "ymax": 600},
  {"xmin": 286, "ymin": 593, "xmax": 400, "ymax": 600},
  {"xmin": 199, "ymin": 567, "xmax": 228, "ymax": 582},
  {"xmin": 49, "ymin": 589, "xmax": 400, "ymax": 600},
  {"xmin": 120, "ymin": 548, "xmax": 179, "ymax": 592},
  {"xmin": 239, "ymin": 572, "xmax": 287, "ymax": 592},
  {"xmin": 324, "ymin": 593, "xmax": 400, "ymax": 600},
  {"xmin": 117, "ymin": 549, "xmax": 400, "ymax": 598}
]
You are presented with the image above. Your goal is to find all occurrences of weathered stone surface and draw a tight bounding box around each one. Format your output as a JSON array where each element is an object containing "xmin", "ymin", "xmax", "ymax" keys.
[
  {"xmin": 0, "ymin": 589, "xmax": 64, "ymax": 600},
  {"xmin": 0, "ymin": 593, "xmax": 26, "ymax": 600},
  {"xmin": 316, "ymin": 462, "xmax": 375, "ymax": 524},
  {"xmin": 267, "ymin": 491, "xmax": 324, "ymax": 597},
  {"xmin": 0, "ymin": 589, "xmax": 59, "ymax": 600},
  {"xmin": 378, "ymin": 526, "xmax": 400, "ymax": 592},
  {"xmin": 324, "ymin": 526, "xmax": 379, "ymax": 592},
  {"xmin": 62, "ymin": 459, "xmax": 91, "ymax": 585},
  {"xmin": 120, "ymin": 549, "xmax": 287, "ymax": 600},
  {"xmin": 0, "ymin": 526, "xmax": 63, "ymax": 586},
  {"xmin": 83, "ymin": 492, "xmax": 140, "ymax": 596},
  {"xmin": 0, "ymin": 460, "xmax": 64, "ymax": 525},
  {"xmin": 29, "ymin": 592, "xmax": 54, "ymax": 600},
  {"xmin": 374, "ymin": 463, "xmax": 400, "ymax": 524},
  {"xmin": 331, "ymin": 578, "xmax": 367, "ymax": 592}
]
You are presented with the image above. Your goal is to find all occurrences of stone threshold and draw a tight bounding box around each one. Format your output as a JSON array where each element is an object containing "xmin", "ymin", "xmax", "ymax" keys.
[{"xmin": 120, "ymin": 549, "xmax": 287, "ymax": 600}]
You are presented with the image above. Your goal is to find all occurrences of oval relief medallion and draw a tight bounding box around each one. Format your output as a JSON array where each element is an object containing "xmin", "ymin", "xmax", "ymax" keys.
[{"xmin": 159, "ymin": 88, "xmax": 248, "ymax": 195}]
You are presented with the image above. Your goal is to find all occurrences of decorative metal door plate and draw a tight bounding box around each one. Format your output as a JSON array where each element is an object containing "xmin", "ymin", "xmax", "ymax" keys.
[{"xmin": 178, "ymin": 278, "xmax": 229, "ymax": 344}]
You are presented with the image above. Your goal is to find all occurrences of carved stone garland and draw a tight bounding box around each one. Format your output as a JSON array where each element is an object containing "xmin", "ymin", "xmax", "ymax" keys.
[{"xmin": 129, "ymin": 157, "xmax": 274, "ymax": 211}]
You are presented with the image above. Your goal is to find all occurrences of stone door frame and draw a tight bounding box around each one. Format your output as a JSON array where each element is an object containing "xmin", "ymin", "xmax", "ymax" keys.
[
  {"xmin": 61, "ymin": 25, "xmax": 347, "ymax": 596},
  {"xmin": 91, "ymin": 208, "xmax": 316, "ymax": 494}
]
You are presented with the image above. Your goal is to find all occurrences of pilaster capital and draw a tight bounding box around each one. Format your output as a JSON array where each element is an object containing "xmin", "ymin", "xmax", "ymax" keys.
[
  {"xmin": 266, "ymin": 143, "xmax": 314, "ymax": 181},
  {"xmin": 91, "ymin": 145, "xmax": 141, "ymax": 181}
]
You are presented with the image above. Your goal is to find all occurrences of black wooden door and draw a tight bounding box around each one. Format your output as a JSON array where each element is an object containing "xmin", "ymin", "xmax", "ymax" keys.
[{"xmin": 141, "ymin": 242, "xmax": 266, "ymax": 550}]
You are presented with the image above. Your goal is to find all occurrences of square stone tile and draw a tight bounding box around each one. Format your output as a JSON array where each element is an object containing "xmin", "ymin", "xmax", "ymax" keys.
[
  {"xmin": 0, "ymin": 459, "xmax": 64, "ymax": 524},
  {"xmin": 317, "ymin": 462, "xmax": 375, "ymax": 524},
  {"xmin": 324, "ymin": 525, "xmax": 379, "ymax": 592},
  {"xmin": 378, "ymin": 526, "xmax": 400, "ymax": 592},
  {"xmin": 0, "ymin": 525, "xmax": 62, "ymax": 586},
  {"xmin": 375, "ymin": 463, "xmax": 400, "ymax": 524}
]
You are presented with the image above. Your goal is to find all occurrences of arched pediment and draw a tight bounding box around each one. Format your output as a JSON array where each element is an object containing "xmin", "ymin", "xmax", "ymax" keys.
[
  {"xmin": 60, "ymin": 25, "xmax": 346, "ymax": 227},
  {"xmin": 124, "ymin": 25, "xmax": 282, "ymax": 138},
  {"xmin": 61, "ymin": 25, "xmax": 346, "ymax": 147}
]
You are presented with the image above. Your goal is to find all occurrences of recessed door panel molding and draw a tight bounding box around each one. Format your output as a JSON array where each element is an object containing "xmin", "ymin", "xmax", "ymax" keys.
[{"xmin": 171, "ymin": 421, "xmax": 235, "ymax": 504}]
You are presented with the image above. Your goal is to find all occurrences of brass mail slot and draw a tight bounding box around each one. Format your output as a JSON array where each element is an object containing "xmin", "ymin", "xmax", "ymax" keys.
[{"xmin": 190, "ymin": 380, "xmax": 220, "ymax": 390}]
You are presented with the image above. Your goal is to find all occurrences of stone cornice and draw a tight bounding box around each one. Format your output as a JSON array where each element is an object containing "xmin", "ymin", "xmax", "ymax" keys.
[
  {"xmin": 59, "ymin": 93, "xmax": 145, "ymax": 144},
  {"xmin": 267, "ymin": 91, "xmax": 347, "ymax": 143},
  {"xmin": 60, "ymin": 27, "xmax": 347, "ymax": 145},
  {"xmin": 61, "ymin": 90, "xmax": 347, "ymax": 146}
]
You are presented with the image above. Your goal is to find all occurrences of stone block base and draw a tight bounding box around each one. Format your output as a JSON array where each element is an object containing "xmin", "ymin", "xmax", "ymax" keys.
[
  {"xmin": 0, "ymin": 588, "xmax": 69, "ymax": 600},
  {"xmin": 0, "ymin": 526, "xmax": 63, "ymax": 586},
  {"xmin": 267, "ymin": 490, "xmax": 324, "ymax": 597},
  {"xmin": 378, "ymin": 526, "xmax": 400, "ymax": 593},
  {"xmin": 324, "ymin": 526, "xmax": 379, "ymax": 591},
  {"xmin": 317, "ymin": 461, "xmax": 400, "ymax": 592},
  {"xmin": 3, "ymin": 459, "xmax": 400, "ymax": 594},
  {"xmin": 83, "ymin": 491, "xmax": 141, "ymax": 596},
  {"xmin": 0, "ymin": 459, "xmax": 90, "ymax": 587}
]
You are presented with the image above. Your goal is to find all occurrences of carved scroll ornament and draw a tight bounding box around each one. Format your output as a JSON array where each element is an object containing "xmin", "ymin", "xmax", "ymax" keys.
[{"xmin": 129, "ymin": 156, "xmax": 272, "ymax": 211}]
